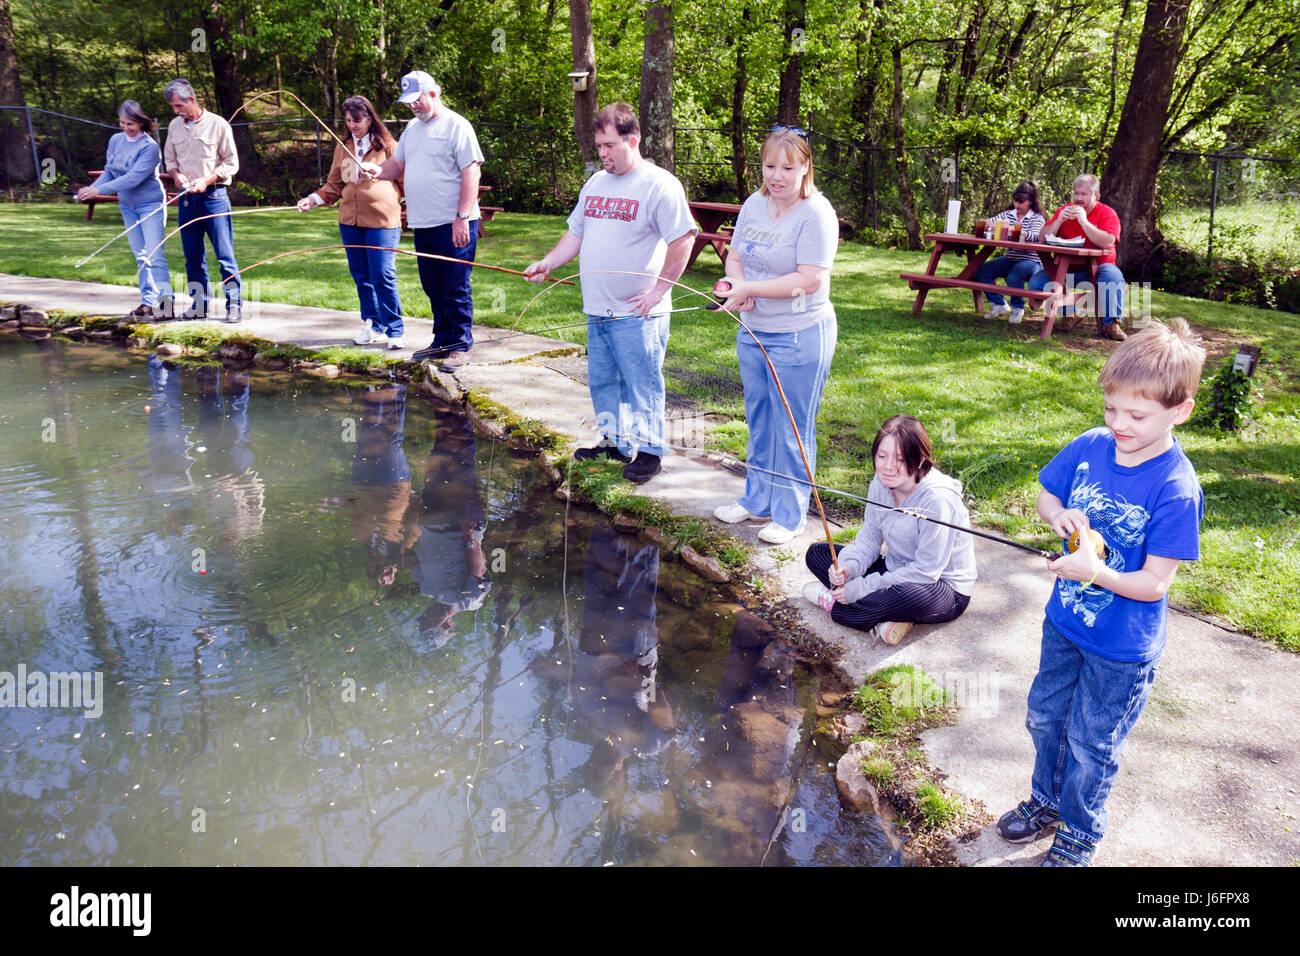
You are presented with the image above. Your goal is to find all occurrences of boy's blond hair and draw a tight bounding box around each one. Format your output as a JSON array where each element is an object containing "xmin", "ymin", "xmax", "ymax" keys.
[{"xmin": 1098, "ymin": 317, "xmax": 1206, "ymax": 408}]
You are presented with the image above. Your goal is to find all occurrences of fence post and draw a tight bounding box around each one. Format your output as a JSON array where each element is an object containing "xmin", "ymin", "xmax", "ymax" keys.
[
  {"xmin": 24, "ymin": 106, "xmax": 40, "ymax": 185},
  {"xmin": 1207, "ymin": 155, "xmax": 1221, "ymax": 267}
]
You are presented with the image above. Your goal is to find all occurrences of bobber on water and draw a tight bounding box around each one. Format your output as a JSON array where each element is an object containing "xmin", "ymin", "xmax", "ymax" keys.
[{"xmin": 1066, "ymin": 527, "xmax": 1109, "ymax": 560}]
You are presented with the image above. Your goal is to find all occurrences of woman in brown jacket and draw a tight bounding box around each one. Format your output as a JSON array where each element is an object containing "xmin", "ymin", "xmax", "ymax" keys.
[{"xmin": 297, "ymin": 95, "xmax": 405, "ymax": 348}]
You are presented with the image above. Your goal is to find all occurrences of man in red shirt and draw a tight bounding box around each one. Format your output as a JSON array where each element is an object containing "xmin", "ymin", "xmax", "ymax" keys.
[{"xmin": 1027, "ymin": 174, "xmax": 1128, "ymax": 340}]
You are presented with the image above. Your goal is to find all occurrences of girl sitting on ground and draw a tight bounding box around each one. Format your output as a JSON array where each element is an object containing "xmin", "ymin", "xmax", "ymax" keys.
[{"xmin": 803, "ymin": 415, "xmax": 977, "ymax": 645}]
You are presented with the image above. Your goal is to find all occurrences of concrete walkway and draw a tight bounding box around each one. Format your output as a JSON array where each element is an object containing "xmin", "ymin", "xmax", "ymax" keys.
[{"xmin": 5, "ymin": 272, "xmax": 1298, "ymax": 867}]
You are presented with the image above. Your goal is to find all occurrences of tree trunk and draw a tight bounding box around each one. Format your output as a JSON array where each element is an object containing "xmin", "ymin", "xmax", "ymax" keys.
[
  {"xmin": 569, "ymin": 0, "xmax": 598, "ymax": 167},
  {"xmin": 777, "ymin": 0, "xmax": 805, "ymax": 126},
  {"xmin": 375, "ymin": 0, "xmax": 388, "ymax": 104},
  {"xmin": 640, "ymin": 1, "xmax": 674, "ymax": 173},
  {"xmin": 1102, "ymin": 0, "xmax": 1190, "ymax": 280},
  {"xmin": 0, "ymin": 0, "xmax": 36, "ymax": 184},
  {"xmin": 202, "ymin": 0, "xmax": 258, "ymax": 169},
  {"xmin": 890, "ymin": 42, "xmax": 920, "ymax": 249},
  {"xmin": 730, "ymin": 1, "xmax": 750, "ymax": 199}
]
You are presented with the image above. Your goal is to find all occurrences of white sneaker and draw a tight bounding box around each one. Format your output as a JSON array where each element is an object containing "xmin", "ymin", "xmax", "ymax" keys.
[
  {"xmin": 714, "ymin": 501, "xmax": 758, "ymax": 524},
  {"xmin": 354, "ymin": 323, "xmax": 385, "ymax": 345},
  {"xmin": 387, "ymin": 336, "xmax": 405, "ymax": 350},
  {"xmin": 1008, "ymin": 307, "xmax": 1025, "ymax": 324},
  {"xmin": 983, "ymin": 303, "xmax": 1011, "ymax": 318},
  {"xmin": 757, "ymin": 520, "xmax": 805, "ymax": 545},
  {"xmin": 802, "ymin": 581, "xmax": 835, "ymax": 613},
  {"xmin": 874, "ymin": 620, "xmax": 913, "ymax": 646}
]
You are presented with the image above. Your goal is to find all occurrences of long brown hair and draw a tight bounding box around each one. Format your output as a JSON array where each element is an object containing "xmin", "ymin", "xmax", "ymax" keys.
[{"xmin": 342, "ymin": 95, "xmax": 396, "ymax": 152}]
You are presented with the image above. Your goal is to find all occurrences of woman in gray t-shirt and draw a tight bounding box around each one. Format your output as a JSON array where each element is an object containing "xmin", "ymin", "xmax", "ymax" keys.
[{"xmin": 712, "ymin": 128, "xmax": 840, "ymax": 545}]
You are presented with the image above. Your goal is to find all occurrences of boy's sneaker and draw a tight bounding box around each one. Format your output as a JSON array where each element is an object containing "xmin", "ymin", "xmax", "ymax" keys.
[
  {"xmin": 802, "ymin": 581, "xmax": 835, "ymax": 613},
  {"xmin": 983, "ymin": 303, "xmax": 1011, "ymax": 319},
  {"xmin": 1008, "ymin": 307, "xmax": 1025, "ymax": 324},
  {"xmin": 1041, "ymin": 829, "xmax": 1096, "ymax": 867},
  {"xmin": 387, "ymin": 336, "xmax": 405, "ymax": 350},
  {"xmin": 997, "ymin": 797, "xmax": 1060, "ymax": 844}
]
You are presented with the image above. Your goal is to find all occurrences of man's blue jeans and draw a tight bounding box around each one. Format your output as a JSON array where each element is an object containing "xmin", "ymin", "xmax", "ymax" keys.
[
  {"xmin": 586, "ymin": 312, "xmax": 669, "ymax": 458},
  {"xmin": 974, "ymin": 255, "xmax": 1037, "ymax": 308},
  {"xmin": 119, "ymin": 200, "xmax": 172, "ymax": 307},
  {"xmin": 413, "ymin": 221, "xmax": 477, "ymax": 353},
  {"xmin": 1026, "ymin": 617, "xmax": 1160, "ymax": 844},
  {"xmin": 177, "ymin": 186, "xmax": 240, "ymax": 316},
  {"xmin": 1027, "ymin": 262, "xmax": 1126, "ymax": 324},
  {"xmin": 340, "ymin": 223, "xmax": 403, "ymax": 338}
]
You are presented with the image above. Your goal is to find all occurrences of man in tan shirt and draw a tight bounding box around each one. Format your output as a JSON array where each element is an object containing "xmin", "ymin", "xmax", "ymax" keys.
[{"xmin": 162, "ymin": 78, "xmax": 243, "ymax": 322}]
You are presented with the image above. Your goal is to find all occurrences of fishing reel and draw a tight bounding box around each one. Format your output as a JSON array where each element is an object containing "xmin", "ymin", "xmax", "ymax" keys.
[{"xmin": 1065, "ymin": 527, "xmax": 1109, "ymax": 561}]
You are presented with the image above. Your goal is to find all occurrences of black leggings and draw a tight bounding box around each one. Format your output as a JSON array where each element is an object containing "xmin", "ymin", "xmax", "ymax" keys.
[{"xmin": 805, "ymin": 542, "xmax": 970, "ymax": 634}]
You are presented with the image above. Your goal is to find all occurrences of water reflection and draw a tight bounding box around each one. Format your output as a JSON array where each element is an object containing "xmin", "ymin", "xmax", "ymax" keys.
[
  {"xmin": 408, "ymin": 403, "xmax": 491, "ymax": 648},
  {"xmin": 0, "ymin": 339, "xmax": 904, "ymax": 867}
]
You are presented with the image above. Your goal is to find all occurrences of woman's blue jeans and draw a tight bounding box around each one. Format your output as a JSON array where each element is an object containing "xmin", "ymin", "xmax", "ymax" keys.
[
  {"xmin": 1026, "ymin": 617, "xmax": 1160, "ymax": 844},
  {"xmin": 974, "ymin": 255, "xmax": 1037, "ymax": 308},
  {"xmin": 120, "ymin": 200, "xmax": 172, "ymax": 307},
  {"xmin": 735, "ymin": 318, "xmax": 837, "ymax": 531},
  {"xmin": 339, "ymin": 224, "xmax": 403, "ymax": 338}
]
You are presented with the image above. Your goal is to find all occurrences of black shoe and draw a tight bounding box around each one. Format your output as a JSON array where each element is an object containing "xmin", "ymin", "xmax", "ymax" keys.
[
  {"xmin": 997, "ymin": 798, "xmax": 1060, "ymax": 844},
  {"xmin": 573, "ymin": 441, "xmax": 632, "ymax": 464},
  {"xmin": 623, "ymin": 453, "xmax": 661, "ymax": 484},
  {"xmin": 1041, "ymin": 830, "xmax": 1096, "ymax": 867},
  {"xmin": 128, "ymin": 304, "xmax": 155, "ymax": 318},
  {"xmin": 411, "ymin": 344, "xmax": 452, "ymax": 363}
]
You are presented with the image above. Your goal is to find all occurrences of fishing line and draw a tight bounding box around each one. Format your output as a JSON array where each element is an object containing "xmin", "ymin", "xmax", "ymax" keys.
[{"xmin": 214, "ymin": 243, "xmax": 575, "ymax": 290}]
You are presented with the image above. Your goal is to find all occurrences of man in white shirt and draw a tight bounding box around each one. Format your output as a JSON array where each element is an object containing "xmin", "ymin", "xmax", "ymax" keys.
[
  {"xmin": 364, "ymin": 71, "xmax": 484, "ymax": 370},
  {"xmin": 162, "ymin": 78, "xmax": 242, "ymax": 323},
  {"xmin": 524, "ymin": 103, "xmax": 696, "ymax": 484}
]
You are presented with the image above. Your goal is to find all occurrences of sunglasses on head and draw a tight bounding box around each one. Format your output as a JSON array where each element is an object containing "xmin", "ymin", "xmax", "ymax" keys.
[{"xmin": 770, "ymin": 125, "xmax": 809, "ymax": 140}]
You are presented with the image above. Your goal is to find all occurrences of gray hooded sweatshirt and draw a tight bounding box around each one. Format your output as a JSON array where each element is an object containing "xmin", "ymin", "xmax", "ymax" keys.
[{"xmin": 835, "ymin": 468, "xmax": 977, "ymax": 603}]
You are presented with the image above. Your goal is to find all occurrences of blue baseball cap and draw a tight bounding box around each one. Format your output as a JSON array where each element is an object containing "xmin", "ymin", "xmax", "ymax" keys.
[{"xmin": 398, "ymin": 71, "xmax": 440, "ymax": 104}]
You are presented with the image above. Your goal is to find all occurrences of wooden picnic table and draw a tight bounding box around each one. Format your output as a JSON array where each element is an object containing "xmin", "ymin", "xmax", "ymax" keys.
[
  {"xmin": 901, "ymin": 232, "xmax": 1106, "ymax": 340},
  {"xmin": 81, "ymin": 171, "xmax": 181, "ymax": 220},
  {"xmin": 686, "ymin": 200, "xmax": 741, "ymax": 269}
]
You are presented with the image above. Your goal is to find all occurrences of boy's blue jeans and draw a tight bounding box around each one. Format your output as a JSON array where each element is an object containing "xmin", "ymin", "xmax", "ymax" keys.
[{"xmin": 1027, "ymin": 617, "xmax": 1160, "ymax": 844}]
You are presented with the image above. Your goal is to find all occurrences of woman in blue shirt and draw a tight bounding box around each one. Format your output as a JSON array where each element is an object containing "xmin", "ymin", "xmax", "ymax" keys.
[{"xmin": 77, "ymin": 101, "xmax": 173, "ymax": 318}]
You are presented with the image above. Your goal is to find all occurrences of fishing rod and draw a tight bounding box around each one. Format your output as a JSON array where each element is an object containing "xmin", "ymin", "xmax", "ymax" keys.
[
  {"xmin": 212, "ymin": 243, "xmax": 575, "ymax": 289},
  {"xmin": 483, "ymin": 304, "xmax": 721, "ymax": 342},
  {"xmin": 229, "ymin": 90, "xmax": 367, "ymax": 170},
  {"xmin": 515, "ymin": 267, "xmax": 843, "ymax": 571},
  {"xmin": 74, "ymin": 189, "xmax": 185, "ymax": 268}
]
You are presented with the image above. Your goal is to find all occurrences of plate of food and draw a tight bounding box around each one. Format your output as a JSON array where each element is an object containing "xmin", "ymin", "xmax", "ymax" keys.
[{"xmin": 1044, "ymin": 234, "xmax": 1087, "ymax": 247}]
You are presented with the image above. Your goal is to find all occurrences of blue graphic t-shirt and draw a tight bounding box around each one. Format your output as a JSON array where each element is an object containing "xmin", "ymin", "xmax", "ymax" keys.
[{"xmin": 1039, "ymin": 428, "xmax": 1203, "ymax": 662}]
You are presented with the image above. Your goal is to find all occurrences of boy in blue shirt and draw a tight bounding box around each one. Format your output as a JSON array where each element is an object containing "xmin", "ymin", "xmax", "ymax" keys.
[{"xmin": 999, "ymin": 317, "xmax": 1206, "ymax": 866}]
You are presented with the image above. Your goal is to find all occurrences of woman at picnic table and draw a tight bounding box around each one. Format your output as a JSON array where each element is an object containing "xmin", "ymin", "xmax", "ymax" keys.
[
  {"xmin": 802, "ymin": 415, "xmax": 977, "ymax": 646},
  {"xmin": 974, "ymin": 180, "xmax": 1046, "ymax": 324},
  {"xmin": 711, "ymin": 126, "xmax": 840, "ymax": 546},
  {"xmin": 76, "ymin": 100, "xmax": 173, "ymax": 318},
  {"xmin": 296, "ymin": 95, "xmax": 405, "ymax": 349}
]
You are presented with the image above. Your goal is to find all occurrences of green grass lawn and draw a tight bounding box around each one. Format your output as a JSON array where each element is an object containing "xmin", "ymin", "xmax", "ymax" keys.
[{"xmin": 5, "ymin": 201, "xmax": 1299, "ymax": 649}]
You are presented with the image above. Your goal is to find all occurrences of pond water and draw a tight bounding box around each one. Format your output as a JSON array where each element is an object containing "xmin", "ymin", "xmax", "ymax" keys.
[{"xmin": 0, "ymin": 337, "xmax": 905, "ymax": 866}]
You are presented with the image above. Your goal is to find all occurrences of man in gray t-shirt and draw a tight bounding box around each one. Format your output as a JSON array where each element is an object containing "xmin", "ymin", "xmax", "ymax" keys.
[
  {"xmin": 364, "ymin": 71, "xmax": 485, "ymax": 371},
  {"xmin": 524, "ymin": 103, "xmax": 696, "ymax": 485}
]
